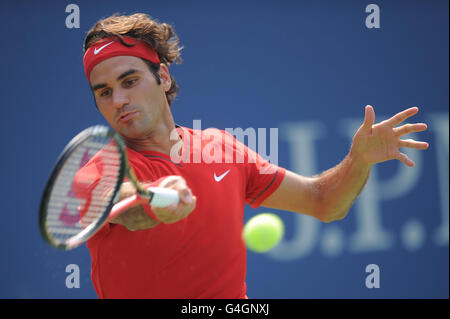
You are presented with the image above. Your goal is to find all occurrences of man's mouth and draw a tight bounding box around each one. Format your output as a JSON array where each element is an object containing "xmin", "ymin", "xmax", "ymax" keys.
[{"xmin": 118, "ymin": 111, "xmax": 139, "ymax": 123}]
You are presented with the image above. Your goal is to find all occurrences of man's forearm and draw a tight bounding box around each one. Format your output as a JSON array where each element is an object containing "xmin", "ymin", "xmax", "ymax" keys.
[{"xmin": 315, "ymin": 149, "xmax": 372, "ymax": 222}]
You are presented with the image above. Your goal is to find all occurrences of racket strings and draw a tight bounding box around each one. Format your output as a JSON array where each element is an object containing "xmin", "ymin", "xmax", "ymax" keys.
[{"xmin": 45, "ymin": 136, "xmax": 121, "ymax": 245}]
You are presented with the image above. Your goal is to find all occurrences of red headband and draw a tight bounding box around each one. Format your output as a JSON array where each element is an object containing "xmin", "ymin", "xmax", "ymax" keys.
[{"xmin": 83, "ymin": 36, "xmax": 160, "ymax": 81}]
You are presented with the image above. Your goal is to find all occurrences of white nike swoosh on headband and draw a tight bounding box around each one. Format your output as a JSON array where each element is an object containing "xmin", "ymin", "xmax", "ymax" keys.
[{"xmin": 94, "ymin": 42, "xmax": 114, "ymax": 55}]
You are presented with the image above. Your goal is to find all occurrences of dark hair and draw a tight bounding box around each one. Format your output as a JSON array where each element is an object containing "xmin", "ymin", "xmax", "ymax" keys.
[
  {"xmin": 142, "ymin": 59, "xmax": 161, "ymax": 85},
  {"xmin": 84, "ymin": 13, "xmax": 182, "ymax": 106}
]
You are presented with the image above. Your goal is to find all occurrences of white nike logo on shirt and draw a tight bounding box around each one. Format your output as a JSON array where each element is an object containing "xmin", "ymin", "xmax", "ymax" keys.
[
  {"xmin": 214, "ymin": 169, "xmax": 230, "ymax": 182},
  {"xmin": 94, "ymin": 41, "xmax": 114, "ymax": 55}
]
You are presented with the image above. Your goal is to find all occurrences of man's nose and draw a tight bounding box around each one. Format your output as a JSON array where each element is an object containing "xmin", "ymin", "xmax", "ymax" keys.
[{"xmin": 112, "ymin": 90, "xmax": 130, "ymax": 109}]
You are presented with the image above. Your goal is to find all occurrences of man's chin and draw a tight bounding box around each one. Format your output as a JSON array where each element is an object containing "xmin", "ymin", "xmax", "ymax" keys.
[{"xmin": 116, "ymin": 123, "xmax": 149, "ymax": 140}]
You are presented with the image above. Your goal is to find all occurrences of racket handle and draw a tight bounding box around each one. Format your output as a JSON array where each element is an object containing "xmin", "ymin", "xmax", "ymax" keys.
[{"xmin": 147, "ymin": 187, "xmax": 180, "ymax": 207}]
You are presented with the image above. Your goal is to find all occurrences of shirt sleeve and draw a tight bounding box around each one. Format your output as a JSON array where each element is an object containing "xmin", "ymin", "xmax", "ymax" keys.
[
  {"xmin": 223, "ymin": 131, "xmax": 286, "ymax": 208},
  {"xmin": 245, "ymin": 147, "xmax": 286, "ymax": 208}
]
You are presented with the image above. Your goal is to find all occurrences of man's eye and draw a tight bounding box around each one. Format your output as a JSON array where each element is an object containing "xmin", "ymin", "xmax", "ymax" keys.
[
  {"xmin": 125, "ymin": 79, "xmax": 137, "ymax": 86},
  {"xmin": 100, "ymin": 89, "xmax": 111, "ymax": 97}
]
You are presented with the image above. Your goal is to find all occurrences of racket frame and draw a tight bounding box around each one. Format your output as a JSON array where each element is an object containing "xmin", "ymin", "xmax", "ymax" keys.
[{"xmin": 39, "ymin": 126, "xmax": 126, "ymax": 250}]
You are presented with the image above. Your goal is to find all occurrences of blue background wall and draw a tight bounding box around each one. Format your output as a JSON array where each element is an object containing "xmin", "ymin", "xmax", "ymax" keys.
[{"xmin": 0, "ymin": 0, "xmax": 447, "ymax": 298}]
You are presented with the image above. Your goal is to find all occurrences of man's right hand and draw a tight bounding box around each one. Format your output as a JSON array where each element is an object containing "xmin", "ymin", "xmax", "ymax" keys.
[
  {"xmin": 110, "ymin": 176, "xmax": 196, "ymax": 231},
  {"xmin": 150, "ymin": 176, "xmax": 197, "ymax": 224}
]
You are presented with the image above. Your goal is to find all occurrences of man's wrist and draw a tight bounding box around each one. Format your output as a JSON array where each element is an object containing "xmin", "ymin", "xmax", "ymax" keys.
[
  {"xmin": 143, "ymin": 204, "xmax": 160, "ymax": 222},
  {"xmin": 349, "ymin": 147, "xmax": 373, "ymax": 172}
]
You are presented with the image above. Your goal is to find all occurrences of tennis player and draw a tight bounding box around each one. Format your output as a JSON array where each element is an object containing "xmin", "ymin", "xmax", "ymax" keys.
[{"xmin": 78, "ymin": 13, "xmax": 429, "ymax": 298}]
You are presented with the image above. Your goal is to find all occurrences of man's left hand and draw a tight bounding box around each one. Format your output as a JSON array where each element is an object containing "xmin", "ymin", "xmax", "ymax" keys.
[{"xmin": 350, "ymin": 105, "xmax": 429, "ymax": 167}]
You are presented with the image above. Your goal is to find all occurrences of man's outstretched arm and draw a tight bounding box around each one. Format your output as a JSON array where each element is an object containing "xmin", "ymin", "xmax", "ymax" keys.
[{"xmin": 262, "ymin": 105, "xmax": 429, "ymax": 222}]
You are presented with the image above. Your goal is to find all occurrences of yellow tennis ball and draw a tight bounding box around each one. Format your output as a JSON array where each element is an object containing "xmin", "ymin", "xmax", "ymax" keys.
[{"xmin": 243, "ymin": 213, "xmax": 284, "ymax": 253}]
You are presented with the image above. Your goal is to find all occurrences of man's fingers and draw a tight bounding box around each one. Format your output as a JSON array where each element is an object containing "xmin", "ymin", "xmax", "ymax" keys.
[
  {"xmin": 385, "ymin": 107, "xmax": 419, "ymax": 127},
  {"xmin": 396, "ymin": 152, "xmax": 415, "ymax": 167},
  {"xmin": 159, "ymin": 175, "xmax": 186, "ymax": 188},
  {"xmin": 148, "ymin": 175, "xmax": 196, "ymax": 224},
  {"xmin": 398, "ymin": 139, "xmax": 429, "ymax": 149},
  {"xmin": 153, "ymin": 193, "xmax": 196, "ymax": 224},
  {"xmin": 181, "ymin": 196, "xmax": 197, "ymax": 220},
  {"xmin": 394, "ymin": 123, "xmax": 428, "ymax": 136},
  {"xmin": 361, "ymin": 105, "xmax": 375, "ymax": 133},
  {"xmin": 175, "ymin": 195, "xmax": 196, "ymax": 220},
  {"xmin": 160, "ymin": 203, "xmax": 194, "ymax": 224},
  {"xmin": 155, "ymin": 207, "xmax": 180, "ymax": 224},
  {"xmin": 179, "ymin": 188, "xmax": 193, "ymax": 205}
]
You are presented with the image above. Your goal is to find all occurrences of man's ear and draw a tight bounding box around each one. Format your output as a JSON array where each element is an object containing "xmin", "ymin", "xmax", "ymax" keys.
[{"xmin": 158, "ymin": 64, "xmax": 172, "ymax": 92}]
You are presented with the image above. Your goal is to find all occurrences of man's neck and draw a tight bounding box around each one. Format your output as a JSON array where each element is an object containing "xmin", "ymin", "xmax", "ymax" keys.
[{"xmin": 123, "ymin": 121, "xmax": 181, "ymax": 155}]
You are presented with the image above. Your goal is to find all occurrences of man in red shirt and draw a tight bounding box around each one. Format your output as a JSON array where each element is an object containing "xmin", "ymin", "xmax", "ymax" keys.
[{"xmin": 79, "ymin": 13, "xmax": 429, "ymax": 298}]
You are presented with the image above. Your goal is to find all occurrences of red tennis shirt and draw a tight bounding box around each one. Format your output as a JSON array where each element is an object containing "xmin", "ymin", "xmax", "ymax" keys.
[{"xmin": 79, "ymin": 126, "xmax": 285, "ymax": 298}]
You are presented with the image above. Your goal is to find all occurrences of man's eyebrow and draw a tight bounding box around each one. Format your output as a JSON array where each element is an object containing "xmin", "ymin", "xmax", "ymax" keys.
[
  {"xmin": 117, "ymin": 69, "xmax": 139, "ymax": 81},
  {"xmin": 91, "ymin": 83, "xmax": 106, "ymax": 92},
  {"xmin": 91, "ymin": 69, "xmax": 140, "ymax": 92}
]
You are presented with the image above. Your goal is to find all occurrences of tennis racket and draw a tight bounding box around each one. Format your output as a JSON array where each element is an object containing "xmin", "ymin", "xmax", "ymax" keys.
[{"xmin": 39, "ymin": 125, "xmax": 179, "ymax": 250}]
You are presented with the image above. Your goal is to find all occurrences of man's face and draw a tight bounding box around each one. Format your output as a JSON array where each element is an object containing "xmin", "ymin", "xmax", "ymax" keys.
[{"xmin": 89, "ymin": 56, "xmax": 169, "ymax": 139}]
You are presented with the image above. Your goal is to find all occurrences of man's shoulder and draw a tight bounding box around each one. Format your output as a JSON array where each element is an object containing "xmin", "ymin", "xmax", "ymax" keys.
[{"xmin": 180, "ymin": 126, "xmax": 235, "ymax": 143}]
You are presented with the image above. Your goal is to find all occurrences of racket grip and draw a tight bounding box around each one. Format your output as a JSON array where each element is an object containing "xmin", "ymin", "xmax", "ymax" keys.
[{"xmin": 147, "ymin": 187, "xmax": 180, "ymax": 207}]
